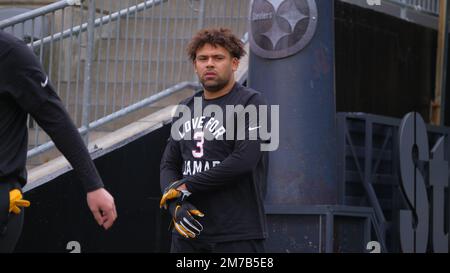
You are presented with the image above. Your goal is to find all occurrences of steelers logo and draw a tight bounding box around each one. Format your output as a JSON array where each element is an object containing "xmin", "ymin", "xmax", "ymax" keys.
[{"xmin": 249, "ymin": 0, "xmax": 318, "ymax": 59}]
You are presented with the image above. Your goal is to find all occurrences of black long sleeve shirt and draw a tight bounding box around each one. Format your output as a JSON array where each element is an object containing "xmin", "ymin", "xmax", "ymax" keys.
[
  {"xmin": 160, "ymin": 82, "xmax": 268, "ymax": 242},
  {"xmin": 0, "ymin": 30, "xmax": 103, "ymax": 192}
]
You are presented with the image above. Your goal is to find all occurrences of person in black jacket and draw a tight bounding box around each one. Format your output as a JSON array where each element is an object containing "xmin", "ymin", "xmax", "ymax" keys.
[
  {"xmin": 0, "ymin": 30, "xmax": 117, "ymax": 252},
  {"xmin": 160, "ymin": 28, "xmax": 268, "ymax": 253}
]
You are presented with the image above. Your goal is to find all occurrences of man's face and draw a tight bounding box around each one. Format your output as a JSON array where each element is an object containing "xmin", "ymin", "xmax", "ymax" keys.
[{"xmin": 194, "ymin": 43, "xmax": 239, "ymax": 92}]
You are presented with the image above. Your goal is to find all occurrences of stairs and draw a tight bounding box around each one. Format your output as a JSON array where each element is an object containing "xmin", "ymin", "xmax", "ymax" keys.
[{"xmin": 23, "ymin": 0, "xmax": 250, "ymax": 168}]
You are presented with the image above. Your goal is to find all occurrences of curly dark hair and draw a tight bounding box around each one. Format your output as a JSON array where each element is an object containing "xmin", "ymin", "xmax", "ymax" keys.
[{"xmin": 187, "ymin": 27, "xmax": 246, "ymax": 62}]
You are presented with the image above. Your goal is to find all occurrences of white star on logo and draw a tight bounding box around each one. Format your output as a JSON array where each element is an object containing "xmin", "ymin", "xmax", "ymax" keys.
[
  {"xmin": 267, "ymin": 0, "xmax": 286, "ymax": 12},
  {"xmin": 261, "ymin": 21, "xmax": 291, "ymax": 49},
  {"xmin": 279, "ymin": 1, "xmax": 309, "ymax": 31}
]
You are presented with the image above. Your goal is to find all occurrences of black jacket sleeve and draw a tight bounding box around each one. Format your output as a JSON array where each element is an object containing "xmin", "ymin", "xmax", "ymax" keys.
[
  {"xmin": 160, "ymin": 132, "xmax": 183, "ymax": 193},
  {"xmin": 10, "ymin": 36, "xmax": 104, "ymax": 192},
  {"xmin": 184, "ymin": 138, "xmax": 262, "ymax": 193},
  {"xmin": 184, "ymin": 93, "xmax": 267, "ymax": 194},
  {"xmin": 30, "ymin": 93, "xmax": 104, "ymax": 192}
]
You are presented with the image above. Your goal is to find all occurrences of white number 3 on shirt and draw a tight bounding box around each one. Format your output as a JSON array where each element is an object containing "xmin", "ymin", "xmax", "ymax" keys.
[{"xmin": 192, "ymin": 131, "xmax": 204, "ymax": 158}]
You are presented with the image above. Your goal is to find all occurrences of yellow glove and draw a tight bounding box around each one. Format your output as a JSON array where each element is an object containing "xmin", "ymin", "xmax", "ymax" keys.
[
  {"xmin": 170, "ymin": 201, "xmax": 204, "ymax": 239},
  {"xmin": 9, "ymin": 189, "xmax": 30, "ymax": 214}
]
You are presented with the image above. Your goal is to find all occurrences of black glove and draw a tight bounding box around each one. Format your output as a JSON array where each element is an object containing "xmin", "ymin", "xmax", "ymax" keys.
[
  {"xmin": 160, "ymin": 179, "xmax": 191, "ymax": 209},
  {"xmin": 168, "ymin": 200, "xmax": 204, "ymax": 239}
]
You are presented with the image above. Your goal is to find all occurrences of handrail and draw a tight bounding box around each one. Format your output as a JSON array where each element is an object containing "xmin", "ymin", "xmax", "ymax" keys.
[
  {"xmin": 386, "ymin": 0, "xmax": 439, "ymax": 15},
  {"xmin": 27, "ymin": 81, "xmax": 201, "ymax": 158},
  {"xmin": 28, "ymin": 0, "xmax": 168, "ymax": 50},
  {"xmin": 0, "ymin": 0, "xmax": 82, "ymax": 29}
]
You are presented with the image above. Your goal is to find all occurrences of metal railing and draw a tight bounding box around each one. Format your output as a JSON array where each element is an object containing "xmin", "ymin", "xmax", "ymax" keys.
[
  {"xmin": 387, "ymin": 0, "xmax": 439, "ymax": 15},
  {"xmin": 0, "ymin": 0, "xmax": 250, "ymax": 162}
]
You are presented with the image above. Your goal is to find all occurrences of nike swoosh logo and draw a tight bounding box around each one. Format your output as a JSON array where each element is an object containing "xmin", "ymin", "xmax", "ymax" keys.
[
  {"xmin": 41, "ymin": 76, "xmax": 48, "ymax": 88},
  {"xmin": 248, "ymin": 126, "xmax": 261, "ymax": 131}
]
